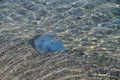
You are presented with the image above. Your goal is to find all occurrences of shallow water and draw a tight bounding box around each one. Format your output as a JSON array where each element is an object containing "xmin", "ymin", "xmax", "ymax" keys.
[{"xmin": 0, "ymin": 0, "xmax": 120, "ymax": 80}]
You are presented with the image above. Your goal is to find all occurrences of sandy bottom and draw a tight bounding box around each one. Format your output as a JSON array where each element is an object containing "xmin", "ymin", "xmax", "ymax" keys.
[{"xmin": 0, "ymin": 0, "xmax": 120, "ymax": 80}]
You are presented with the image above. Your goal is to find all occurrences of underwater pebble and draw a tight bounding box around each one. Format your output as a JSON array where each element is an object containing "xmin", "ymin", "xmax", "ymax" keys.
[
  {"xmin": 27, "ymin": 13, "xmax": 35, "ymax": 20},
  {"xmin": 0, "ymin": 0, "xmax": 4, "ymax": 3},
  {"xmin": 112, "ymin": 18, "xmax": 120, "ymax": 24},
  {"xmin": 91, "ymin": 27, "xmax": 113, "ymax": 35},
  {"xmin": 71, "ymin": 0, "xmax": 84, "ymax": 7},
  {"xmin": 36, "ymin": 9, "xmax": 47, "ymax": 17},
  {"xmin": 0, "ymin": 21, "xmax": 2, "ymax": 25},
  {"xmin": 91, "ymin": 15, "xmax": 110, "ymax": 23},
  {"xmin": 34, "ymin": 13, "xmax": 41, "ymax": 20},
  {"xmin": 115, "ymin": 0, "xmax": 120, "ymax": 4},
  {"xmin": 5, "ymin": 0, "xmax": 25, "ymax": 3},
  {"xmin": 15, "ymin": 8, "xmax": 30, "ymax": 16},
  {"xmin": 10, "ymin": 13, "xmax": 24, "ymax": 22},
  {"xmin": 101, "ymin": 23, "xmax": 120, "ymax": 29},
  {"xmin": 56, "ymin": 7, "xmax": 71, "ymax": 13},
  {"xmin": 22, "ymin": 2, "xmax": 34, "ymax": 10},
  {"xmin": 111, "ymin": 18, "xmax": 120, "ymax": 29},
  {"xmin": 29, "ymin": 3, "xmax": 44, "ymax": 11},
  {"xmin": 110, "ymin": 71, "xmax": 120, "ymax": 76},
  {"xmin": 0, "ymin": 4, "xmax": 8, "ymax": 9},
  {"xmin": 84, "ymin": 3, "xmax": 95, "ymax": 9},
  {"xmin": 68, "ymin": 8, "xmax": 84, "ymax": 16},
  {"xmin": 105, "ymin": 0, "xmax": 112, "ymax": 2},
  {"xmin": 111, "ymin": 8, "xmax": 120, "ymax": 16},
  {"xmin": 0, "ymin": 13, "xmax": 5, "ymax": 21}
]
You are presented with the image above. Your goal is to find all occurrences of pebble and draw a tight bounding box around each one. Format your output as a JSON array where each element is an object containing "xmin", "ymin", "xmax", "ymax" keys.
[
  {"xmin": 84, "ymin": 3, "xmax": 95, "ymax": 9},
  {"xmin": 56, "ymin": 6, "xmax": 71, "ymax": 13},
  {"xmin": 91, "ymin": 15, "xmax": 110, "ymax": 23},
  {"xmin": 68, "ymin": 8, "xmax": 84, "ymax": 16},
  {"xmin": 36, "ymin": 9, "xmax": 47, "ymax": 17},
  {"xmin": 0, "ymin": 21, "xmax": 2, "ymax": 25},
  {"xmin": 9, "ymin": 13, "xmax": 25, "ymax": 22},
  {"xmin": 105, "ymin": 0, "xmax": 112, "ymax": 2},
  {"xmin": 27, "ymin": 13, "xmax": 35, "ymax": 20},
  {"xmin": 0, "ymin": 0, "xmax": 4, "ymax": 3},
  {"xmin": 112, "ymin": 18, "xmax": 120, "ymax": 24},
  {"xmin": 28, "ymin": 3, "xmax": 44, "ymax": 11},
  {"xmin": 0, "ymin": 4, "xmax": 8, "ymax": 9},
  {"xmin": 34, "ymin": 13, "xmax": 41, "ymax": 20},
  {"xmin": 115, "ymin": 0, "xmax": 120, "ymax": 4},
  {"xmin": 92, "ymin": 27, "xmax": 113, "ymax": 34},
  {"xmin": 15, "ymin": 8, "xmax": 30, "ymax": 16},
  {"xmin": 71, "ymin": 0, "xmax": 84, "ymax": 7},
  {"xmin": 22, "ymin": 2, "xmax": 34, "ymax": 10},
  {"xmin": 111, "ymin": 8, "xmax": 120, "ymax": 16},
  {"xmin": 111, "ymin": 18, "xmax": 120, "ymax": 29},
  {"xmin": 110, "ymin": 71, "xmax": 120, "ymax": 76},
  {"xmin": 0, "ymin": 13, "xmax": 5, "ymax": 21},
  {"xmin": 5, "ymin": 0, "xmax": 19, "ymax": 3}
]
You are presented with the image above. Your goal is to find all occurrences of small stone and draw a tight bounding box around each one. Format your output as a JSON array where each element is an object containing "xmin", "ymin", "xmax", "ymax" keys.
[
  {"xmin": 105, "ymin": 0, "xmax": 112, "ymax": 2},
  {"xmin": 22, "ymin": 2, "xmax": 34, "ymax": 10},
  {"xmin": 15, "ymin": 8, "xmax": 30, "ymax": 16},
  {"xmin": 91, "ymin": 15, "xmax": 110, "ymax": 23},
  {"xmin": 56, "ymin": 6, "xmax": 71, "ymax": 13},
  {"xmin": 5, "ymin": 0, "xmax": 24, "ymax": 3},
  {"xmin": 111, "ymin": 8, "xmax": 120, "ymax": 16},
  {"xmin": 74, "ymin": 51, "xmax": 85, "ymax": 56},
  {"xmin": 101, "ymin": 23, "xmax": 120, "ymax": 29},
  {"xmin": 27, "ymin": 13, "xmax": 35, "ymax": 20},
  {"xmin": 31, "ymin": 21, "xmax": 37, "ymax": 25},
  {"xmin": 111, "ymin": 18, "xmax": 120, "ymax": 29},
  {"xmin": 29, "ymin": 3, "xmax": 44, "ymax": 11},
  {"xmin": 0, "ymin": 4, "xmax": 8, "ymax": 9},
  {"xmin": 68, "ymin": 8, "xmax": 84, "ymax": 16},
  {"xmin": 110, "ymin": 71, "xmax": 120, "ymax": 76},
  {"xmin": 10, "ymin": 13, "xmax": 22, "ymax": 21},
  {"xmin": 34, "ymin": 13, "xmax": 41, "ymax": 20},
  {"xmin": 0, "ymin": 0, "xmax": 4, "ymax": 3},
  {"xmin": 33, "ymin": 0, "xmax": 42, "ymax": 3},
  {"xmin": 37, "ymin": 9, "xmax": 47, "ymax": 17},
  {"xmin": 84, "ymin": 3, "xmax": 95, "ymax": 9},
  {"xmin": 112, "ymin": 18, "xmax": 120, "ymax": 24},
  {"xmin": 76, "ymin": 16, "xmax": 82, "ymax": 20},
  {"xmin": 6, "ymin": 0, "xmax": 17, "ymax": 3},
  {"xmin": 0, "ymin": 13, "xmax": 5, "ymax": 21},
  {"xmin": 0, "ymin": 21, "xmax": 2, "ymax": 25},
  {"xmin": 115, "ymin": 0, "xmax": 120, "ymax": 4},
  {"xmin": 71, "ymin": 1, "xmax": 84, "ymax": 7},
  {"xmin": 92, "ymin": 27, "xmax": 113, "ymax": 35}
]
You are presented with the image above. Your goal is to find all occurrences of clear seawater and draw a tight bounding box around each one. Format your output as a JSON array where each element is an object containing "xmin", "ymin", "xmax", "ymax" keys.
[{"xmin": 0, "ymin": 0, "xmax": 120, "ymax": 79}]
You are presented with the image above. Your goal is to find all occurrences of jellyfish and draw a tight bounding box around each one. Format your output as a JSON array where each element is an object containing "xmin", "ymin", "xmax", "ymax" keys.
[{"xmin": 33, "ymin": 32, "xmax": 65, "ymax": 55}]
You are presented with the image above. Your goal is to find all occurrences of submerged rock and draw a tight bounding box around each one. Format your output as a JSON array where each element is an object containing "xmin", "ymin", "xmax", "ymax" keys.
[
  {"xmin": 30, "ymin": 32, "xmax": 65, "ymax": 55},
  {"xmin": 111, "ymin": 8, "xmax": 120, "ymax": 16}
]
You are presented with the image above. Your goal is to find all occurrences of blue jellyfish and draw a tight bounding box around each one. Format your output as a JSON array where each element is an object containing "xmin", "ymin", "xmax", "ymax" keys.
[{"xmin": 33, "ymin": 32, "xmax": 65, "ymax": 55}]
